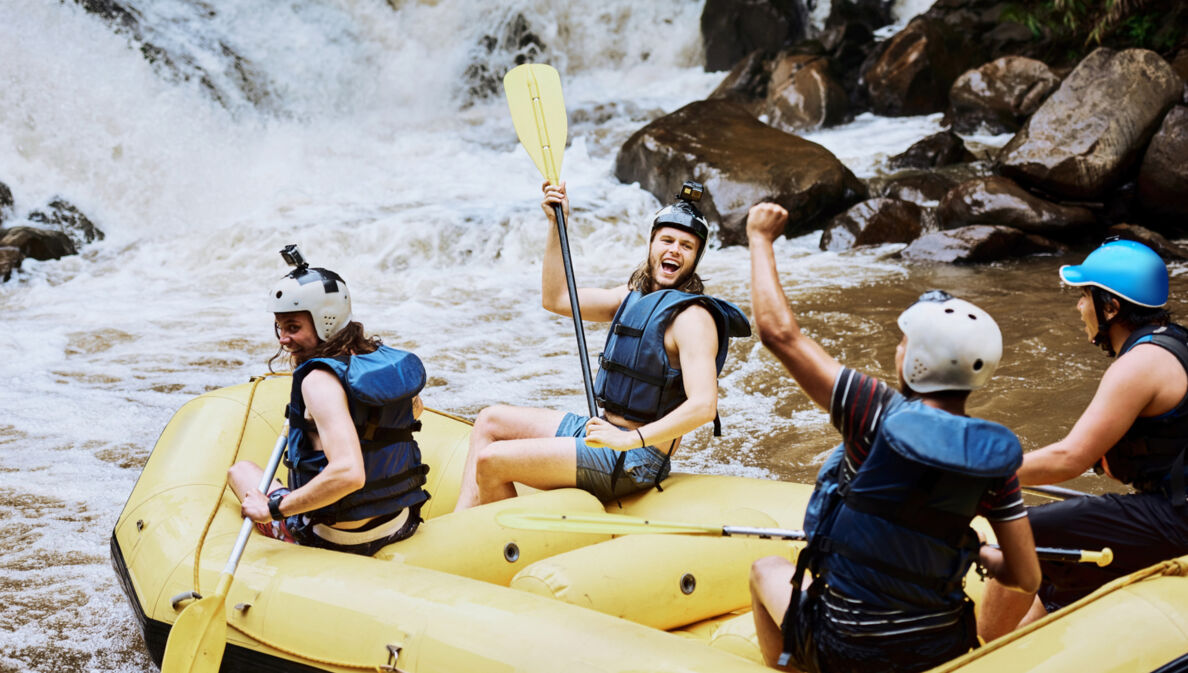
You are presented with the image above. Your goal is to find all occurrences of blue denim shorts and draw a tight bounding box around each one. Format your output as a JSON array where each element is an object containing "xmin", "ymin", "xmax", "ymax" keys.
[{"xmin": 556, "ymin": 412, "xmax": 671, "ymax": 500}]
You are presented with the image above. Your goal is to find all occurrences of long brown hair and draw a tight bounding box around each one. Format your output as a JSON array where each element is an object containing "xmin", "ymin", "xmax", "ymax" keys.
[{"xmin": 268, "ymin": 320, "xmax": 382, "ymax": 372}]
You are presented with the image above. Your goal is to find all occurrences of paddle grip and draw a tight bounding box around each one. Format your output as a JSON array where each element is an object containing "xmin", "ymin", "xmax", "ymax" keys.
[{"xmin": 554, "ymin": 205, "xmax": 599, "ymax": 417}]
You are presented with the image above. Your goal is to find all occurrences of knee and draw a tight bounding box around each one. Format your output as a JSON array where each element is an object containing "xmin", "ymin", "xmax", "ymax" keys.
[
  {"xmin": 751, "ymin": 555, "xmax": 787, "ymax": 593},
  {"xmin": 474, "ymin": 405, "xmax": 514, "ymax": 439},
  {"xmin": 228, "ymin": 460, "xmax": 255, "ymax": 481},
  {"xmin": 474, "ymin": 442, "xmax": 508, "ymax": 483}
]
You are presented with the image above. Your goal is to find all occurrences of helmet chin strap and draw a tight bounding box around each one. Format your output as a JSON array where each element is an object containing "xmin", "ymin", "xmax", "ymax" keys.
[{"xmin": 1090, "ymin": 288, "xmax": 1117, "ymax": 357}]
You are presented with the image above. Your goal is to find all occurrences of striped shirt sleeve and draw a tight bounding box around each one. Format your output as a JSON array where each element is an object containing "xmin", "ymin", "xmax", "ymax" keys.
[
  {"xmin": 978, "ymin": 473, "xmax": 1027, "ymax": 522},
  {"xmin": 829, "ymin": 368, "xmax": 901, "ymax": 479}
]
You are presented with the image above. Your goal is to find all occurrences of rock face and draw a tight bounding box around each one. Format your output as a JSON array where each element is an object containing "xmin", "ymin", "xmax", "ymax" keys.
[
  {"xmin": 859, "ymin": 17, "xmax": 980, "ymax": 116},
  {"xmin": 946, "ymin": 56, "xmax": 1061, "ymax": 134},
  {"xmin": 819, "ymin": 198, "xmax": 923, "ymax": 251},
  {"xmin": 1107, "ymin": 223, "xmax": 1188, "ymax": 261},
  {"xmin": 870, "ymin": 170, "xmax": 960, "ymax": 207},
  {"xmin": 28, "ymin": 199, "xmax": 105, "ymax": 247},
  {"xmin": 1137, "ymin": 106, "xmax": 1188, "ymax": 222},
  {"xmin": 0, "ymin": 227, "xmax": 77, "ymax": 261},
  {"xmin": 0, "ymin": 246, "xmax": 20, "ymax": 281},
  {"xmin": 701, "ymin": 0, "xmax": 808, "ymax": 73},
  {"xmin": 999, "ymin": 48, "xmax": 1183, "ymax": 200},
  {"xmin": 614, "ymin": 99, "xmax": 865, "ymax": 245},
  {"xmin": 900, "ymin": 225, "xmax": 1064, "ymax": 263},
  {"xmin": 764, "ymin": 54, "xmax": 849, "ymax": 132},
  {"xmin": 888, "ymin": 131, "xmax": 976, "ymax": 170},
  {"xmin": 937, "ymin": 176, "xmax": 1096, "ymax": 237}
]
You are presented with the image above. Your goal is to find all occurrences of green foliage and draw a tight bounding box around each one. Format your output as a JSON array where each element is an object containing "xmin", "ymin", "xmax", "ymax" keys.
[{"xmin": 1001, "ymin": 0, "xmax": 1184, "ymax": 64}]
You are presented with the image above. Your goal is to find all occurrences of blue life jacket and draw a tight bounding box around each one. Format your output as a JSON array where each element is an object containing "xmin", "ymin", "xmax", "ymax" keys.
[
  {"xmin": 799, "ymin": 401, "xmax": 1021, "ymax": 613},
  {"xmin": 285, "ymin": 345, "xmax": 430, "ymax": 524},
  {"xmin": 1097, "ymin": 323, "xmax": 1188, "ymax": 505},
  {"xmin": 593, "ymin": 289, "xmax": 750, "ymax": 425}
]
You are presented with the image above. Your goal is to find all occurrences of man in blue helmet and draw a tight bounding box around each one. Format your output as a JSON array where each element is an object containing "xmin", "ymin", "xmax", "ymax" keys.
[
  {"xmin": 453, "ymin": 180, "xmax": 750, "ymax": 510},
  {"xmin": 979, "ymin": 238, "xmax": 1188, "ymax": 641},
  {"xmin": 746, "ymin": 202, "xmax": 1039, "ymax": 673}
]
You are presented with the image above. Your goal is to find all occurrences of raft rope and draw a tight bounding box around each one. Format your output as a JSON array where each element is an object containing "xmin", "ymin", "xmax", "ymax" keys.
[
  {"xmin": 930, "ymin": 555, "xmax": 1188, "ymax": 671},
  {"xmin": 187, "ymin": 372, "xmax": 404, "ymax": 672}
]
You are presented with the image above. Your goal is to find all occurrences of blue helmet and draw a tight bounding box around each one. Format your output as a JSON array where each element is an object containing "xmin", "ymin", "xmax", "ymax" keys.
[{"xmin": 1059, "ymin": 239, "xmax": 1168, "ymax": 308}]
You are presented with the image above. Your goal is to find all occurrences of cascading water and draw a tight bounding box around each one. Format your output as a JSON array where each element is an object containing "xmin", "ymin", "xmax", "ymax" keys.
[{"xmin": 1, "ymin": 1, "xmax": 1177, "ymax": 670}]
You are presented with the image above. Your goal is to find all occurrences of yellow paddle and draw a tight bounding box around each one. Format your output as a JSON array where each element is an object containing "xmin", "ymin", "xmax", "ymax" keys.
[
  {"xmin": 160, "ymin": 426, "xmax": 289, "ymax": 673},
  {"xmin": 503, "ymin": 63, "xmax": 598, "ymax": 416},
  {"xmin": 495, "ymin": 510, "xmax": 1114, "ymax": 566}
]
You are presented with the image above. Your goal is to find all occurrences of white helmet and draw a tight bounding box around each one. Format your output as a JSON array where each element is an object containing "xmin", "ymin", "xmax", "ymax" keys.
[
  {"xmin": 268, "ymin": 245, "xmax": 352, "ymax": 341},
  {"xmin": 897, "ymin": 291, "xmax": 1002, "ymax": 394}
]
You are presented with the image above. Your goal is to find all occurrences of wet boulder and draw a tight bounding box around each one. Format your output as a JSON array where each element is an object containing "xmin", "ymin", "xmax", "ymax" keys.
[
  {"xmin": 900, "ymin": 224, "xmax": 1064, "ymax": 263},
  {"xmin": 0, "ymin": 246, "xmax": 21, "ymax": 282},
  {"xmin": 763, "ymin": 54, "xmax": 849, "ymax": 132},
  {"xmin": 27, "ymin": 199, "xmax": 105, "ymax": 248},
  {"xmin": 888, "ymin": 131, "xmax": 976, "ymax": 170},
  {"xmin": 1137, "ymin": 106, "xmax": 1188, "ymax": 222},
  {"xmin": 859, "ymin": 17, "xmax": 979, "ymax": 116},
  {"xmin": 0, "ymin": 226, "xmax": 77, "ymax": 261},
  {"xmin": 946, "ymin": 56, "xmax": 1061, "ymax": 134},
  {"xmin": 819, "ymin": 198, "xmax": 923, "ymax": 251},
  {"xmin": 937, "ymin": 176, "xmax": 1095, "ymax": 237},
  {"xmin": 701, "ymin": 0, "xmax": 809, "ymax": 73},
  {"xmin": 999, "ymin": 48, "xmax": 1183, "ymax": 200},
  {"xmin": 615, "ymin": 99, "xmax": 866, "ymax": 245},
  {"xmin": 824, "ymin": 0, "xmax": 893, "ymax": 30},
  {"xmin": 1107, "ymin": 223, "xmax": 1188, "ymax": 261},
  {"xmin": 0, "ymin": 180, "xmax": 12, "ymax": 215},
  {"xmin": 869, "ymin": 170, "xmax": 960, "ymax": 207},
  {"xmin": 709, "ymin": 49, "xmax": 772, "ymax": 110}
]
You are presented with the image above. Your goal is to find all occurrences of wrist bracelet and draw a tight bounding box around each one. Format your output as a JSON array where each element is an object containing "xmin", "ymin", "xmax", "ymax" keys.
[{"xmin": 636, "ymin": 428, "xmax": 646, "ymax": 449}]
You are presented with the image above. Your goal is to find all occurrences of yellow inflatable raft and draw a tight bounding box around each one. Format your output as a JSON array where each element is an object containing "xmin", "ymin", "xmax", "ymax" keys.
[{"xmin": 111, "ymin": 375, "xmax": 1188, "ymax": 672}]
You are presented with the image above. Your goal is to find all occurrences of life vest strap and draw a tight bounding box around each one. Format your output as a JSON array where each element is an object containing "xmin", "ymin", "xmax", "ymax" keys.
[
  {"xmin": 598, "ymin": 357, "xmax": 668, "ymax": 387},
  {"xmin": 360, "ymin": 420, "xmax": 422, "ymax": 445},
  {"xmin": 612, "ymin": 324, "xmax": 644, "ymax": 337}
]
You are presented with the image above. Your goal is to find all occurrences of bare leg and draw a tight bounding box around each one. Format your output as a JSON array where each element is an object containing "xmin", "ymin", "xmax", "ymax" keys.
[
  {"xmin": 228, "ymin": 460, "xmax": 283, "ymax": 502},
  {"xmin": 978, "ymin": 578, "xmax": 1043, "ymax": 642},
  {"xmin": 475, "ymin": 436, "xmax": 578, "ymax": 505},
  {"xmin": 750, "ymin": 555, "xmax": 804, "ymax": 672},
  {"xmin": 454, "ymin": 405, "xmax": 568, "ymax": 511}
]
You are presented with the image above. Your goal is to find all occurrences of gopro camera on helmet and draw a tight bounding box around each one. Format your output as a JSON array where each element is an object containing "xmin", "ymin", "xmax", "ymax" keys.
[
  {"xmin": 678, "ymin": 180, "xmax": 703, "ymax": 203},
  {"xmin": 280, "ymin": 244, "xmax": 308, "ymax": 271}
]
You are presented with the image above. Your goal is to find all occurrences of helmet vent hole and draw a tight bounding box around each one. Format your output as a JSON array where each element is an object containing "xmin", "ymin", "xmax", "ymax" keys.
[
  {"xmin": 968, "ymin": 313, "xmax": 977, "ymax": 320},
  {"xmin": 972, "ymin": 359, "xmax": 983, "ymax": 371},
  {"xmin": 944, "ymin": 308, "xmax": 954, "ymax": 314},
  {"xmin": 275, "ymin": 291, "xmax": 283, "ymax": 298}
]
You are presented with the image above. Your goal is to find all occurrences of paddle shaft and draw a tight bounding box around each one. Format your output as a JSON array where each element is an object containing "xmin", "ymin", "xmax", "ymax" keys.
[
  {"xmin": 553, "ymin": 203, "xmax": 599, "ymax": 416},
  {"xmin": 223, "ymin": 429, "xmax": 288, "ymax": 574},
  {"xmin": 1023, "ymin": 484, "xmax": 1087, "ymax": 499},
  {"xmin": 498, "ymin": 511, "xmax": 1111, "ymax": 566},
  {"xmin": 160, "ymin": 426, "xmax": 288, "ymax": 673}
]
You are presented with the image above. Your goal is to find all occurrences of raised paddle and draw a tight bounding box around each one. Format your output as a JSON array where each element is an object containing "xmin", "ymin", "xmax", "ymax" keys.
[
  {"xmin": 160, "ymin": 426, "xmax": 289, "ymax": 673},
  {"xmin": 495, "ymin": 510, "xmax": 1115, "ymax": 567},
  {"xmin": 503, "ymin": 63, "xmax": 598, "ymax": 416}
]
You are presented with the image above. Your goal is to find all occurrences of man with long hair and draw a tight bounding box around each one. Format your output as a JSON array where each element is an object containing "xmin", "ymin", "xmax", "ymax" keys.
[
  {"xmin": 453, "ymin": 180, "xmax": 749, "ymax": 510},
  {"xmin": 229, "ymin": 246, "xmax": 430, "ymax": 555},
  {"xmin": 979, "ymin": 239, "xmax": 1188, "ymax": 640},
  {"xmin": 746, "ymin": 202, "xmax": 1039, "ymax": 672}
]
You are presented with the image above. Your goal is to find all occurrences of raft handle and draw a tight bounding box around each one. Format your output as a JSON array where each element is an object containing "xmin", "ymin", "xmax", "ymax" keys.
[
  {"xmin": 380, "ymin": 644, "xmax": 410, "ymax": 673},
  {"xmin": 169, "ymin": 591, "xmax": 202, "ymax": 611},
  {"xmin": 234, "ymin": 602, "xmax": 252, "ymax": 613}
]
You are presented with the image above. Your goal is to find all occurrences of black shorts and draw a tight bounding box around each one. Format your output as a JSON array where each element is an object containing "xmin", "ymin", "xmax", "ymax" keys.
[
  {"xmin": 1028, "ymin": 492, "xmax": 1188, "ymax": 611},
  {"xmin": 781, "ymin": 588, "xmax": 976, "ymax": 673}
]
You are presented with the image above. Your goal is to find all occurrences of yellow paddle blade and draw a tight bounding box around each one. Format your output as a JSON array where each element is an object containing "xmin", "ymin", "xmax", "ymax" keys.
[
  {"xmin": 503, "ymin": 63, "xmax": 567, "ymax": 184},
  {"xmin": 497, "ymin": 510, "xmax": 722, "ymax": 536},
  {"xmin": 160, "ymin": 593, "xmax": 228, "ymax": 673}
]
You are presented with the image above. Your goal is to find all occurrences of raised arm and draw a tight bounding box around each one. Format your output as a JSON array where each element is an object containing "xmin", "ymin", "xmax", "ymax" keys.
[
  {"xmin": 747, "ymin": 202, "xmax": 840, "ymax": 410},
  {"xmin": 540, "ymin": 180, "xmax": 630, "ymax": 322}
]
